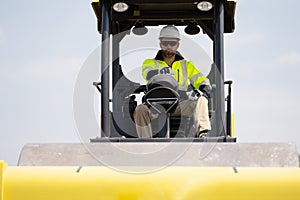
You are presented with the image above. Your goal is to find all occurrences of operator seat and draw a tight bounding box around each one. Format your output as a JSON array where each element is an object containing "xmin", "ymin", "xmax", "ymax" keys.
[{"xmin": 144, "ymin": 74, "xmax": 194, "ymax": 138}]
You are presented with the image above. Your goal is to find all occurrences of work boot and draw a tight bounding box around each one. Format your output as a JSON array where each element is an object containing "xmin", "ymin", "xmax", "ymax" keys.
[{"xmin": 198, "ymin": 130, "xmax": 209, "ymax": 138}]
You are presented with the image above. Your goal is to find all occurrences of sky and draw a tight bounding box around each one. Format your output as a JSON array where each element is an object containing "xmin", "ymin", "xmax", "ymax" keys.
[{"xmin": 1, "ymin": 0, "xmax": 300, "ymax": 166}]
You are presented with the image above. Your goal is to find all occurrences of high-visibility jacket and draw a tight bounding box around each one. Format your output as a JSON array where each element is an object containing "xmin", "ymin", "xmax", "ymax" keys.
[{"xmin": 142, "ymin": 50, "xmax": 210, "ymax": 91}]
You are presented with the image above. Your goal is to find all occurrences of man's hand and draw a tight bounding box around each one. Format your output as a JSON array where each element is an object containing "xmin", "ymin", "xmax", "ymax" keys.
[
  {"xmin": 199, "ymin": 84, "xmax": 212, "ymax": 99},
  {"xmin": 146, "ymin": 70, "xmax": 159, "ymax": 80},
  {"xmin": 188, "ymin": 89, "xmax": 201, "ymax": 100},
  {"xmin": 146, "ymin": 67, "xmax": 173, "ymax": 80},
  {"xmin": 159, "ymin": 67, "xmax": 172, "ymax": 74}
]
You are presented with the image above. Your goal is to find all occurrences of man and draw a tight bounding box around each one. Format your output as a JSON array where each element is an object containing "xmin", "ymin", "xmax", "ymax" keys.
[{"xmin": 133, "ymin": 25, "xmax": 211, "ymax": 138}]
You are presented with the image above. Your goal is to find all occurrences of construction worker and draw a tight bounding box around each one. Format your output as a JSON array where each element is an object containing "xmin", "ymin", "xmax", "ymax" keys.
[{"xmin": 133, "ymin": 25, "xmax": 211, "ymax": 138}]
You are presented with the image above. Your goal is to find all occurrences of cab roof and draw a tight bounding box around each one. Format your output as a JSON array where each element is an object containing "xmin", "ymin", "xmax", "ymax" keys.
[{"xmin": 92, "ymin": 0, "xmax": 236, "ymax": 36}]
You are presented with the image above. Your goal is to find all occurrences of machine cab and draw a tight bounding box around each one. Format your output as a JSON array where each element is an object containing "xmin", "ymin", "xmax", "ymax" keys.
[{"xmin": 90, "ymin": 0, "xmax": 236, "ymax": 141}]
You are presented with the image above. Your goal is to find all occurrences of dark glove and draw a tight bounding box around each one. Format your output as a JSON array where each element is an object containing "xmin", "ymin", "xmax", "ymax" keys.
[
  {"xmin": 146, "ymin": 67, "xmax": 172, "ymax": 80},
  {"xmin": 146, "ymin": 69, "xmax": 159, "ymax": 80},
  {"xmin": 188, "ymin": 89, "xmax": 201, "ymax": 100},
  {"xmin": 199, "ymin": 84, "xmax": 212, "ymax": 99},
  {"xmin": 159, "ymin": 67, "xmax": 172, "ymax": 74}
]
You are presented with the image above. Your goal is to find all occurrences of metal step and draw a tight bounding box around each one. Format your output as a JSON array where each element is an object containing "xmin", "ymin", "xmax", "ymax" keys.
[{"xmin": 18, "ymin": 142, "xmax": 299, "ymax": 167}]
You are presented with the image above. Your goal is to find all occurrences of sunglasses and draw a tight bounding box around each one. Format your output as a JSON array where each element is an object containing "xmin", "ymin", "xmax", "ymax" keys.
[{"xmin": 161, "ymin": 41, "xmax": 178, "ymax": 47}]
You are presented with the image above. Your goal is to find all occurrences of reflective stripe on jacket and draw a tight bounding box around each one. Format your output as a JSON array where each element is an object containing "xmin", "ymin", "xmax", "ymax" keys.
[{"xmin": 142, "ymin": 58, "xmax": 209, "ymax": 91}]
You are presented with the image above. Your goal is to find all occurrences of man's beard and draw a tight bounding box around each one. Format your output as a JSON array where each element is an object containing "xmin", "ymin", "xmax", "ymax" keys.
[{"xmin": 162, "ymin": 49, "xmax": 176, "ymax": 58}]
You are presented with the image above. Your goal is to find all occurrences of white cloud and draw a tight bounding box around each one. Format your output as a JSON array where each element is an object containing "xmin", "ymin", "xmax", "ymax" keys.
[
  {"xmin": 25, "ymin": 57, "xmax": 84, "ymax": 76},
  {"xmin": 0, "ymin": 29, "xmax": 5, "ymax": 44},
  {"xmin": 234, "ymin": 82, "xmax": 300, "ymax": 148},
  {"xmin": 226, "ymin": 32, "xmax": 266, "ymax": 46},
  {"xmin": 275, "ymin": 51, "xmax": 300, "ymax": 68},
  {"xmin": 237, "ymin": 0, "xmax": 249, "ymax": 6}
]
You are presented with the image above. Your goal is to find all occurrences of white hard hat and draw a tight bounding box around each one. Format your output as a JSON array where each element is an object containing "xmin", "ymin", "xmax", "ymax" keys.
[{"xmin": 159, "ymin": 25, "xmax": 180, "ymax": 40}]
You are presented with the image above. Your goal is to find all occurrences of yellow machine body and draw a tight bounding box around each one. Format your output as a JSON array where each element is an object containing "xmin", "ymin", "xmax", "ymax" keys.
[{"xmin": 1, "ymin": 160, "xmax": 300, "ymax": 200}]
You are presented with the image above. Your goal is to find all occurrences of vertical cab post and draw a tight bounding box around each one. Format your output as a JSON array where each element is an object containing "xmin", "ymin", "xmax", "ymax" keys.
[
  {"xmin": 213, "ymin": 0, "xmax": 226, "ymax": 137},
  {"xmin": 100, "ymin": 0, "xmax": 111, "ymax": 137}
]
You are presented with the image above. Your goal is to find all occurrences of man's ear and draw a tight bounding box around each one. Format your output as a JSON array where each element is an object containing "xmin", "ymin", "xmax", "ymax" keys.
[{"xmin": 159, "ymin": 42, "xmax": 163, "ymax": 49}]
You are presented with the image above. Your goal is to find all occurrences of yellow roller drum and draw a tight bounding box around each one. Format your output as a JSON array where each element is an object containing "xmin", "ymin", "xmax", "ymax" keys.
[{"xmin": 1, "ymin": 160, "xmax": 300, "ymax": 200}]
